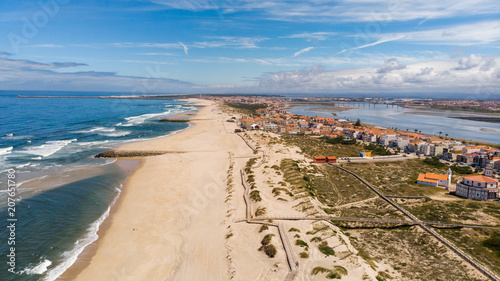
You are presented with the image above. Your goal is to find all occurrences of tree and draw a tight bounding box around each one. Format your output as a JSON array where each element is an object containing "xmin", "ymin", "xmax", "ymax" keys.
[
  {"xmin": 445, "ymin": 133, "xmax": 448, "ymax": 138},
  {"xmin": 355, "ymin": 118, "xmax": 361, "ymax": 127},
  {"xmin": 438, "ymin": 131, "xmax": 443, "ymax": 137},
  {"xmin": 414, "ymin": 129, "xmax": 418, "ymax": 133}
]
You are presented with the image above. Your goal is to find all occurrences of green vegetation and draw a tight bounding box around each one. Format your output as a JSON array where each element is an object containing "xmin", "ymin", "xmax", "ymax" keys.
[
  {"xmin": 482, "ymin": 232, "xmax": 500, "ymax": 257},
  {"xmin": 311, "ymin": 266, "xmax": 346, "ymax": 279},
  {"xmin": 249, "ymin": 190, "xmax": 262, "ymax": 202},
  {"xmin": 255, "ymin": 207, "xmax": 267, "ymax": 217},
  {"xmin": 259, "ymin": 234, "xmax": 277, "ymax": 258},
  {"xmin": 400, "ymin": 198, "xmax": 500, "ymax": 225},
  {"xmin": 325, "ymin": 136, "xmax": 357, "ymax": 145},
  {"xmin": 423, "ymin": 156, "xmax": 447, "ymax": 168},
  {"xmin": 261, "ymin": 234, "xmax": 274, "ymax": 246},
  {"xmin": 311, "ymin": 267, "xmax": 331, "ymax": 275},
  {"xmin": 288, "ymin": 227, "xmax": 300, "ymax": 232},
  {"xmin": 281, "ymin": 134, "xmax": 364, "ymax": 158},
  {"xmin": 450, "ymin": 164, "xmax": 473, "ymax": 174},
  {"xmin": 299, "ymin": 252, "xmax": 309, "ymax": 258},
  {"xmin": 318, "ymin": 241, "xmax": 335, "ymax": 256},
  {"xmin": 346, "ymin": 159, "xmax": 452, "ymax": 197},
  {"xmin": 224, "ymin": 102, "xmax": 267, "ymax": 115},
  {"xmin": 295, "ymin": 239, "xmax": 309, "ymax": 250},
  {"xmin": 258, "ymin": 224, "xmax": 269, "ymax": 233},
  {"xmin": 310, "ymin": 236, "xmax": 322, "ymax": 242},
  {"xmin": 272, "ymin": 187, "xmax": 293, "ymax": 197},
  {"xmin": 346, "ymin": 226, "xmax": 489, "ymax": 280},
  {"xmin": 259, "ymin": 244, "xmax": 277, "ymax": 258},
  {"xmin": 364, "ymin": 143, "xmax": 393, "ymax": 156},
  {"xmin": 438, "ymin": 228, "xmax": 500, "ymax": 275}
]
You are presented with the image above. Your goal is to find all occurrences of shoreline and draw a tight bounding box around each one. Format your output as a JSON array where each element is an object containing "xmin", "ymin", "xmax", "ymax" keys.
[
  {"xmin": 56, "ymin": 159, "xmax": 143, "ymax": 280},
  {"xmin": 55, "ymin": 99, "xmax": 202, "ymax": 280},
  {"xmin": 67, "ymin": 98, "xmax": 246, "ymax": 280}
]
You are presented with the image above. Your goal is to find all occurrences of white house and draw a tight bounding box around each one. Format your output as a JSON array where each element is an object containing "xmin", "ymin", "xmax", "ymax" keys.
[
  {"xmin": 456, "ymin": 175, "xmax": 499, "ymax": 200},
  {"xmin": 417, "ymin": 171, "xmax": 450, "ymax": 188}
]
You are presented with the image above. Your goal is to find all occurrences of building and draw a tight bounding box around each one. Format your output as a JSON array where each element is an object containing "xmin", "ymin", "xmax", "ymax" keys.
[
  {"xmin": 417, "ymin": 172, "xmax": 450, "ymax": 188},
  {"xmin": 313, "ymin": 156, "xmax": 327, "ymax": 163},
  {"xmin": 326, "ymin": 156, "xmax": 337, "ymax": 163},
  {"xmin": 456, "ymin": 175, "xmax": 499, "ymax": 200},
  {"xmin": 360, "ymin": 151, "xmax": 372, "ymax": 157}
]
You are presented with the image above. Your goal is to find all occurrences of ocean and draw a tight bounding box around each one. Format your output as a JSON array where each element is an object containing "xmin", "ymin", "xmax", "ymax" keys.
[{"xmin": 0, "ymin": 91, "xmax": 195, "ymax": 280}]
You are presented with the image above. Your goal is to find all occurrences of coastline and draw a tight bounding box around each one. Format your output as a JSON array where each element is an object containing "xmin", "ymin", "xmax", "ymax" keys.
[
  {"xmin": 55, "ymin": 100, "xmax": 200, "ymax": 280},
  {"xmin": 56, "ymin": 159, "xmax": 142, "ymax": 280},
  {"xmin": 68, "ymin": 98, "xmax": 253, "ymax": 280}
]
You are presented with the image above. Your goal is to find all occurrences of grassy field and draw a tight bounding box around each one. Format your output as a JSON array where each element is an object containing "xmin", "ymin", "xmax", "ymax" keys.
[
  {"xmin": 344, "ymin": 159, "xmax": 455, "ymax": 197},
  {"xmin": 281, "ymin": 134, "xmax": 365, "ymax": 158},
  {"xmin": 273, "ymin": 131, "xmax": 500, "ymax": 279},
  {"xmin": 345, "ymin": 226, "xmax": 488, "ymax": 281},
  {"xmin": 437, "ymin": 228, "xmax": 500, "ymax": 276}
]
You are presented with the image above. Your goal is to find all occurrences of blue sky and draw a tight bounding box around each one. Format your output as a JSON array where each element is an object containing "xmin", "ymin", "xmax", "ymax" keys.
[{"xmin": 0, "ymin": 0, "xmax": 499, "ymax": 96}]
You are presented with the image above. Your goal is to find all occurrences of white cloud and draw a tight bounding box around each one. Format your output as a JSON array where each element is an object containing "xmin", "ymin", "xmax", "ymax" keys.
[
  {"xmin": 0, "ymin": 56, "xmax": 192, "ymax": 92},
  {"xmin": 336, "ymin": 35, "xmax": 405, "ymax": 55},
  {"xmin": 179, "ymin": 42, "xmax": 189, "ymax": 55},
  {"xmin": 256, "ymin": 55, "xmax": 500, "ymax": 94},
  {"xmin": 377, "ymin": 58, "xmax": 406, "ymax": 73},
  {"xmin": 193, "ymin": 36, "xmax": 267, "ymax": 49},
  {"xmin": 293, "ymin": 47, "xmax": 314, "ymax": 57},
  {"xmin": 284, "ymin": 32, "xmax": 337, "ymax": 41},
  {"xmin": 378, "ymin": 20, "xmax": 500, "ymax": 45},
  {"xmin": 144, "ymin": 0, "xmax": 500, "ymax": 23}
]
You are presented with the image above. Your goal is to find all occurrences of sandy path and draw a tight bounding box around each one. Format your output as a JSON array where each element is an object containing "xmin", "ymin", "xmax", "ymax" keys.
[{"xmin": 72, "ymin": 99, "xmax": 251, "ymax": 281}]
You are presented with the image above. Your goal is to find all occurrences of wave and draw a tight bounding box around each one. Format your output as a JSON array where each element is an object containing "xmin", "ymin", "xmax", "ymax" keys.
[
  {"xmin": 18, "ymin": 139, "xmax": 77, "ymax": 158},
  {"xmin": 15, "ymin": 162, "xmax": 31, "ymax": 169},
  {"xmin": 123, "ymin": 110, "xmax": 171, "ymax": 126},
  {"xmin": 1, "ymin": 135, "xmax": 32, "ymax": 140},
  {"xmin": 19, "ymin": 259, "xmax": 52, "ymax": 275},
  {"xmin": 0, "ymin": 146, "xmax": 13, "ymax": 155},
  {"xmin": 75, "ymin": 140, "xmax": 110, "ymax": 146},
  {"xmin": 75, "ymin": 127, "xmax": 131, "ymax": 137},
  {"xmin": 42, "ymin": 186, "xmax": 122, "ymax": 281}
]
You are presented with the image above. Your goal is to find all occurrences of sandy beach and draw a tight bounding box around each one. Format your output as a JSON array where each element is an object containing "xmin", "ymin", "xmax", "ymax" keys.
[{"xmin": 71, "ymin": 99, "xmax": 253, "ymax": 280}]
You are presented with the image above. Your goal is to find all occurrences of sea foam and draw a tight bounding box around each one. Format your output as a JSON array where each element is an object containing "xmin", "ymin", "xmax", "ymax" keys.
[
  {"xmin": 0, "ymin": 146, "xmax": 13, "ymax": 156},
  {"xmin": 42, "ymin": 186, "xmax": 122, "ymax": 281},
  {"xmin": 19, "ymin": 139, "xmax": 77, "ymax": 158},
  {"xmin": 19, "ymin": 259, "xmax": 52, "ymax": 275}
]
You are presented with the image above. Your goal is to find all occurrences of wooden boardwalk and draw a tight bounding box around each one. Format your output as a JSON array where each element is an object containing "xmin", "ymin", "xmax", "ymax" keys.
[
  {"xmin": 329, "ymin": 163, "xmax": 500, "ymax": 281},
  {"xmin": 237, "ymin": 133, "xmax": 297, "ymax": 281}
]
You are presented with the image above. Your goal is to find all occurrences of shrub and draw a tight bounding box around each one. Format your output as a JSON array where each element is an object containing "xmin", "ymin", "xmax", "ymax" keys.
[
  {"xmin": 289, "ymin": 227, "xmax": 300, "ymax": 232},
  {"xmin": 310, "ymin": 236, "xmax": 322, "ymax": 242},
  {"xmin": 255, "ymin": 207, "xmax": 267, "ymax": 217},
  {"xmin": 311, "ymin": 267, "xmax": 331, "ymax": 275},
  {"xmin": 261, "ymin": 234, "xmax": 274, "ymax": 246},
  {"xmin": 250, "ymin": 190, "xmax": 262, "ymax": 202},
  {"xmin": 258, "ymin": 224, "xmax": 269, "ymax": 233},
  {"xmin": 318, "ymin": 241, "xmax": 335, "ymax": 256},
  {"xmin": 295, "ymin": 239, "xmax": 309, "ymax": 249},
  {"xmin": 262, "ymin": 244, "xmax": 277, "ymax": 258},
  {"xmin": 423, "ymin": 156, "xmax": 447, "ymax": 168},
  {"xmin": 482, "ymin": 232, "xmax": 500, "ymax": 256},
  {"xmin": 450, "ymin": 164, "xmax": 473, "ymax": 174},
  {"xmin": 299, "ymin": 252, "xmax": 309, "ymax": 258}
]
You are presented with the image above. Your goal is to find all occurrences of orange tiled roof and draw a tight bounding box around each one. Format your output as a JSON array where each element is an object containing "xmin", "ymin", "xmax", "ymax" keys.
[
  {"xmin": 417, "ymin": 174, "xmax": 437, "ymax": 184},
  {"xmin": 463, "ymin": 175, "xmax": 498, "ymax": 183},
  {"xmin": 425, "ymin": 173, "xmax": 448, "ymax": 181}
]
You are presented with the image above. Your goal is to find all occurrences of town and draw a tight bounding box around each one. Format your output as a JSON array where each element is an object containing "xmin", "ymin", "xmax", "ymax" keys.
[{"xmin": 209, "ymin": 95, "xmax": 500, "ymax": 202}]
